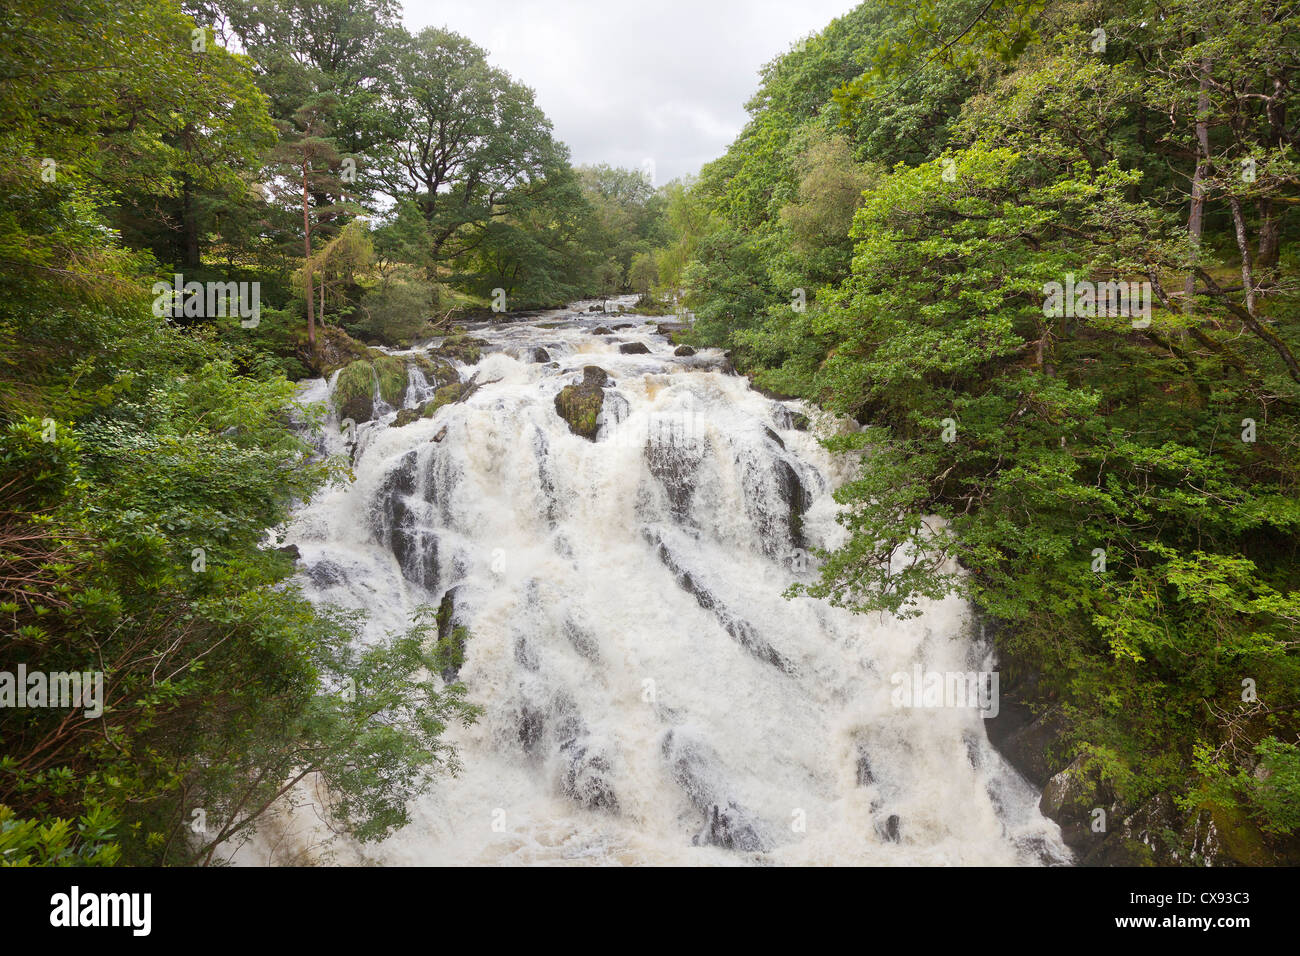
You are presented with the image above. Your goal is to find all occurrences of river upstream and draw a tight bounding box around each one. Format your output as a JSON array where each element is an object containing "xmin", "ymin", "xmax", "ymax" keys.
[{"xmin": 235, "ymin": 298, "xmax": 1070, "ymax": 866}]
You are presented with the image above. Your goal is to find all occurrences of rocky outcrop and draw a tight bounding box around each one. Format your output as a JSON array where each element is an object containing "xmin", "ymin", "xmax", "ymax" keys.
[
  {"xmin": 434, "ymin": 332, "xmax": 486, "ymax": 364},
  {"xmin": 981, "ymin": 615, "xmax": 1290, "ymax": 866},
  {"xmin": 662, "ymin": 730, "xmax": 767, "ymax": 852},
  {"xmin": 644, "ymin": 528, "xmax": 793, "ymax": 672},
  {"xmin": 435, "ymin": 585, "xmax": 468, "ymax": 683},
  {"xmin": 410, "ymin": 353, "xmax": 460, "ymax": 389},
  {"xmin": 554, "ymin": 366, "xmax": 609, "ymax": 440},
  {"xmin": 374, "ymin": 449, "xmax": 438, "ymax": 592},
  {"xmin": 392, "ymin": 407, "xmax": 422, "ymax": 428},
  {"xmin": 619, "ymin": 342, "xmax": 650, "ymax": 354},
  {"xmin": 333, "ymin": 359, "xmax": 377, "ymax": 424}
]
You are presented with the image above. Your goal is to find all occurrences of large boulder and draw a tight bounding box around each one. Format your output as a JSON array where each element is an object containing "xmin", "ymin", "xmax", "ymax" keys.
[
  {"xmin": 434, "ymin": 333, "xmax": 487, "ymax": 364},
  {"xmin": 619, "ymin": 342, "xmax": 650, "ymax": 355},
  {"xmin": 333, "ymin": 359, "xmax": 376, "ymax": 424},
  {"xmin": 554, "ymin": 379, "xmax": 605, "ymax": 440},
  {"xmin": 422, "ymin": 381, "xmax": 467, "ymax": 418},
  {"xmin": 411, "ymin": 353, "xmax": 460, "ymax": 388}
]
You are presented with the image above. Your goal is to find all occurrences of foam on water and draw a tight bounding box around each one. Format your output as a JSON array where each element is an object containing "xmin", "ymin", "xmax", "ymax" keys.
[{"xmin": 235, "ymin": 299, "xmax": 1070, "ymax": 866}]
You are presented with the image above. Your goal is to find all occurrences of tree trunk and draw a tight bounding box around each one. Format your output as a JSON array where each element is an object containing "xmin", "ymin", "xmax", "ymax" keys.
[
  {"xmin": 1257, "ymin": 199, "xmax": 1281, "ymax": 273},
  {"xmin": 180, "ymin": 175, "xmax": 201, "ymax": 270},
  {"xmin": 1182, "ymin": 54, "xmax": 1212, "ymax": 326},
  {"xmin": 1258, "ymin": 73, "xmax": 1287, "ymax": 274},
  {"xmin": 1228, "ymin": 197, "xmax": 1256, "ymax": 316},
  {"xmin": 302, "ymin": 160, "xmax": 316, "ymax": 351}
]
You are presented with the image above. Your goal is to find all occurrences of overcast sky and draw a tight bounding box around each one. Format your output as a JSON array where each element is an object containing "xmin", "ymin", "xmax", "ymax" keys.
[{"xmin": 401, "ymin": 0, "xmax": 860, "ymax": 184}]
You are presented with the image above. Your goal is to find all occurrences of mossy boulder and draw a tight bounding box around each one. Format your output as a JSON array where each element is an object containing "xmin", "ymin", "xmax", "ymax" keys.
[
  {"xmin": 674, "ymin": 345, "xmax": 696, "ymax": 357},
  {"xmin": 315, "ymin": 326, "xmax": 371, "ymax": 377},
  {"xmin": 392, "ymin": 407, "xmax": 422, "ymax": 428},
  {"xmin": 555, "ymin": 377, "xmax": 606, "ymax": 440},
  {"xmin": 333, "ymin": 360, "xmax": 376, "ymax": 424},
  {"xmin": 422, "ymin": 382, "xmax": 467, "ymax": 418},
  {"xmin": 435, "ymin": 333, "xmax": 487, "ymax": 364},
  {"xmin": 410, "ymin": 353, "xmax": 460, "ymax": 388},
  {"xmin": 372, "ymin": 354, "xmax": 408, "ymax": 406}
]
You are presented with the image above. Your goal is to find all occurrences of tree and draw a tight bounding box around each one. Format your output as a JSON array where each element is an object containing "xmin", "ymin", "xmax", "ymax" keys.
[
  {"xmin": 266, "ymin": 96, "xmax": 351, "ymax": 351},
  {"xmin": 629, "ymin": 251, "xmax": 659, "ymax": 296},
  {"xmin": 374, "ymin": 28, "xmax": 570, "ymax": 271}
]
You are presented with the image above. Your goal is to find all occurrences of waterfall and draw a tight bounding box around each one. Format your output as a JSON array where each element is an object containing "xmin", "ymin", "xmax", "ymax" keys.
[{"xmin": 242, "ymin": 300, "xmax": 1071, "ymax": 866}]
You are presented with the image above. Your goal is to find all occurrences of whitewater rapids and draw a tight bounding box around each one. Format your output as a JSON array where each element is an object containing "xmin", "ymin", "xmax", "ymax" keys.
[{"xmin": 235, "ymin": 298, "xmax": 1070, "ymax": 866}]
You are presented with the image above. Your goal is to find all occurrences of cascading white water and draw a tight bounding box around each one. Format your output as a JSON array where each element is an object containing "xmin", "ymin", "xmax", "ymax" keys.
[{"xmin": 240, "ymin": 299, "xmax": 1071, "ymax": 866}]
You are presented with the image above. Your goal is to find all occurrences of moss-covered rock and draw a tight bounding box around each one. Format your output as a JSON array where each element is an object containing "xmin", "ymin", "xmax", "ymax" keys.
[
  {"xmin": 422, "ymin": 382, "xmax": 467, "ymax": 418},
  {"xmin": 392, "ymin": 407, "xmax": 422, "ymax": 428},
  {"xmin": 333, "ymin": 360, "xmax": 376, "ymax": 423},
  {"xmin": 372, "ymin": 354, "xmax": 408, "ymax": 407},
  {"xmin": 315, "ymin": 326, "xmax": 372, "ymax": 377},
  {"xmin": 555, "ymin": 382, "xmax": 605, "ymax": 440},
  {"xmin": 410, "ymin": 353, "xmax": 460, "ymax": 389},
  {"xmin": 435, "ymin": 333, "xmax": 487, "ymax": 364}
]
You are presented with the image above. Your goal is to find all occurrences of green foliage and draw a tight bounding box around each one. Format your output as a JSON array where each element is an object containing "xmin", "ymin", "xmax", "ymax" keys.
[
  {"xmin": 0, "ymin": 0, "xmax": 480, "ymax": 865},
  {"xmin": 0, "ymin": 804, "xmax": 121, "ymax": 867},
  {"xmin": 665, "ymin": 0, "xmax": 1300, "ymax": 858}
]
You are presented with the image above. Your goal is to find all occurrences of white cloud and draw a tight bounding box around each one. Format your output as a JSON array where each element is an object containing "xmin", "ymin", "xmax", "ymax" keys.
[{"xmin": 401, "ymin": 0, "xmax": 860, "ymax": 182}]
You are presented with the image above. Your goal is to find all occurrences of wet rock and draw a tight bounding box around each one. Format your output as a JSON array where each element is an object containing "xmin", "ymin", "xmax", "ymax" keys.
[
  {"xmin": 645, "ymin": 529, "xmax": 793, "ymax": 672},
  {"xmin": 373, "ymin": 450, "xmax": 439, "ymax": 591},
  {"xmin": 392, "ymin": 406, "xmax": 422, "ymax": 427},
  {"xmin": 985, "ymin": 698, "xmax": 1067, "ymax": 789},
  {"xmin": 855, "ymin": 750, "xmax": 874, "ymax": 787},
  {"xmin": 513, "ymin": 632, "xmax": 540, "ymax": 671},
  {"xmin": 276, "ymin": 544, "xmax": 301, "ymax": 561},
  {"xmin": 771, "ymin": 405, "xmax": 809, "ymax": 431},
  {"xmin": 410, "ymin": 353, "xmax": 460, "ymax": 389},
  {"xmin": 644, "ymin": 432, "xmax": 706, "ymax": 521},
  {"xmin": 560, "ymin": 738, "xmax": 619, "ymax": 813},
  {"xmin": 591, "ymin": 326, "xmax": 612, "ymax": 334},
  {"xmin": 435, "ymin": 585, "xmax": 469, "ymax": 683},
  {"xmin": 582, "ymin": 365, "xmax": 609, "ymax": 387},
  {"xmin": 433, "ymin": 333, "xmax": 487, "ymax": 364},
  {"xmin": 422, "ymin": 381, "xmax": 467, "ymax": 418},
  {"xmin": 306, "ymin": 559, "xmax": 346, "ymax": 588},
  {"xmin": 619, "ymin": 342, "xmax": 651, "ymax": 354},
  {"xmin": 612, "ymin": 323, "xmax": 635, "ymax": 330},
  {"xmin": 555, "ymin": 380, "xmax": 605, "ymax": 440},
  {"xmin": 562, "ymin": 619, "xmax": 600, "ymax": 662},
  {"xmin": 696, "ymin": 803, "xmax": 765, "ymax": 851},
  {"xmin": 879, "ymin": 814, "xmax": 902, "ymax": 843},
  {"xmin": 588, "ymin": 305, "xmax": 602, "ymax": 313},
  {"xmin": 662, "ymin": 730, "xmax": 767, "ymax": 852},
  {"xmin": 517, "ymin": 705, "xmax": 545, "ymax": 755},
  {"xmin": 763, "ymin": 426, "xmax": 785, "ymax": 450},
  {"xmin": 673, "ymin": 345, "xmax": 696, "ymax": 357},
  {"xmin": 529, "ymin": 347, "xmax": 551, "ymax": 363}
]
